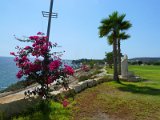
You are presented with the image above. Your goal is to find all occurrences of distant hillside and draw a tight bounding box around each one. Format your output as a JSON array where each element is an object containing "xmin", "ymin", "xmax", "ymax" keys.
[{"xmin": 129, "ymin": 57, "xmax": 160, "ymax": 63}]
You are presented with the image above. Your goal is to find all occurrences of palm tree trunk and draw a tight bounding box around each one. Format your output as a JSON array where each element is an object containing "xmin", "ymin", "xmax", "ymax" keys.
[
  {"xmin": 118, "ymin": 39, "xmax": 121, "ymax": 75},
  {"xmin": 113, "ymin": 33, "xmax": 119, "ymax": 83}
]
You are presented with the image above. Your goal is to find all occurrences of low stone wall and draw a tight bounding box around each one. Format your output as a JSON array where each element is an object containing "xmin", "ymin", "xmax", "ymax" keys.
[{"xmin": 51, "ymin": 68, "xmax": 108, "ymax": 96}]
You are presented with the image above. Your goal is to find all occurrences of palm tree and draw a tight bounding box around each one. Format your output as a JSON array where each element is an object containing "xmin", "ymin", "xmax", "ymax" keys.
[
  {"xmin": 99, "ymin": 11, "xmax": 131, "ymax": 83},
  {"xmin": 107, "ymin": 32, "xmax": 131, "ymax": 75},
  {"xmin": 117, "ymin": 32, "xmax": 130, "ymax": 75}
]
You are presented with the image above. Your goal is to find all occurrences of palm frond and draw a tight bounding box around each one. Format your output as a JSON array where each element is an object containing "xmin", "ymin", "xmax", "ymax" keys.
[
  {"xmin": 118, "ymin": 32, "xmax": 130, "ymax": 40},
  {"xmin": 121, "ymin": 21, "xmax": 132, "ymax": 30},
  {"xmin": 107, "ymin": 33, "xmax": 114, "ymax": 45}
]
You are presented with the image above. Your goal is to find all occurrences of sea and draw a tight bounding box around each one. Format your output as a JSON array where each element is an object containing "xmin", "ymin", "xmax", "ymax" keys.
[{"xmin": 0, "ymin": 57, "xmax": 75, "ymax": 91}]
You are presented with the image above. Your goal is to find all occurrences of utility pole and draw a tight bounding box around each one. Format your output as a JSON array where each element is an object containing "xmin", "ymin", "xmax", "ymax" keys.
[
  {"xmin": 42, "ymin": 0, "xmax": 58, "ymax": 98},
  {"xmin": 42, "ymin": 0, "xmax": 58, "ymax": 41}
]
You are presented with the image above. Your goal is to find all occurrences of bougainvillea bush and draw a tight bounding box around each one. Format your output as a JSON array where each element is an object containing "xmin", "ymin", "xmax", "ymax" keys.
[{"xmin": 10, "ymin": 32, "xmax": 74, "ymax": 99}]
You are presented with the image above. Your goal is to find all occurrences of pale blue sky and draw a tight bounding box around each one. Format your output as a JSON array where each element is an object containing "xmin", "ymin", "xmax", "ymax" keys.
[{"xmin": 1, "ymin": 0, "xmax": 160, "ymax": 60}]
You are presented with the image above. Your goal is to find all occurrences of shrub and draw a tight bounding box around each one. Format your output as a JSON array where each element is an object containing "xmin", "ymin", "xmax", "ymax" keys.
[
  {"xmin": 12, "ymin": 100, "xmax": 71, "ymax": 120},
  {"xmin": 11, "ymin": 32, "xmax": 74, "ymax": 99}
]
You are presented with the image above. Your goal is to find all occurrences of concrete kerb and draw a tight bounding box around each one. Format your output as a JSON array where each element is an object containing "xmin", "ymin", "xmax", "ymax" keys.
[
  {"xmin": 84, "ymin": 79, "xmax": 95, "ymax": 87},
  {"xmin": 51, "ymin": 77, "xmax": 105, "ymax": 97},
  {"xmin": 72, "ymin": 84, "xmax": 82, "ymax": 93},
  {"xmin": 94, "ymin": 78, "xmax": 104, "ymax": 84},
  {"xmin": 51, "ymin": 67, "xmax": 108, "ymax": 98},
  {"xmin": 78, "ymin": 81, "xmax": 88, "ymax": 90}
]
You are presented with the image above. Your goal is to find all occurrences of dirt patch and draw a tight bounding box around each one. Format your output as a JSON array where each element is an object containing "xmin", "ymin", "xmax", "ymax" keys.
[{"xmin": 71, "ymin": 86, "xmax": 119, "ymax": 120}]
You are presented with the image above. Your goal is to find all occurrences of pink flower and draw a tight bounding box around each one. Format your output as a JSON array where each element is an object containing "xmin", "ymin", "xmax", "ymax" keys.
[
  {"xmin": 32, "ymin": 43, "xmax": 36, "ymax": 47},
  {"xmin": 64, "ymin": 65, "xmax": 74, "ymax": 75},
  {"xmin": 24, "ymin": 46, "xmax": 31, "ymax": 50},
  {"xmin": 22, "ymin": 61, "xmax": 30, "ymax": 67},
  {"xmin": 32, "ymin": 52, "xmax": 36, "ymax": 56},
  {"xmin": 46, "ymin": 76, "xmax": 56, "ymax": 84},
  {"xmin": 62, "ymin": 99, "xmax": 69, "ymax": 107},
  {"xmin": 37, "ymin": 32, "xmax": 44, "ymax": 35},
  {"xmin": 14, "ymin": 57, "xmax": 19, "ymax": 62},
  {"xmin": 29, "ymin": 63, "xmax": 41, "ymax": 72},
  {"xmin": 10, "ymin": 52, "xmax": 15, "ymax": 56},
  {"xmin": 49, "ymin": 60, "xmax": 62, "ymax": 71},
  {"xmin": 24, "ymin": 69, "xmax": 31, "ymax": 74},
  {"xmin": 29, "ymin": 36, "xmax": 39, "ymax": 40},
  {"xmin": 34, "ymin": 45, "xmax": 40, "ymax": 51},
  {"xmin": 41, "ymin": 36, "xmax": 48, "ymax": 41},
  {"xmin": 16, "ymin": 70, "xmax": 23, "ymax": 79},
  {"xmin": 42, "ymin": 44, "xmax": 48, "ymax": 51},
  {"xmin": 21, "ymin": 56, "xmax": 29, "ymax": 62}
]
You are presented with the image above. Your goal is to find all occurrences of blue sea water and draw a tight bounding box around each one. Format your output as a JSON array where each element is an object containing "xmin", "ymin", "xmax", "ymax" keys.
[
  {"xmin": 0, "ymin": 57, "xmax": 74, "ymax": 90},
  {"xmin": 0, "ymin": 57, "xmax": 18, "ymax": 90}
]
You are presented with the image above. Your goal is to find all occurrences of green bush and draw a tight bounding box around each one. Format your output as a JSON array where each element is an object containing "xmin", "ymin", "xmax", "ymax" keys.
[
  {"xmin": 12, "ymin": 100, "xmax": 71, "ymax": 120},
  {"xmin": 78, "ymin": 75, "xmax": 92, "ymax": 82}
]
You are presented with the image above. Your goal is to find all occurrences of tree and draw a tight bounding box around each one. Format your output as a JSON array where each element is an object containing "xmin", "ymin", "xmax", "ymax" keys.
[
  {"xmin": 138, "ymin": 60, "xmax": 143, "ymax": 65},
  {"xmin": 105, "ymin": 52, "xmax": 113, "ymax": 68},
  {"xmin": 99, "ymin": 11, "xmax": 131, "ymax": 83},
  {"xmin": 107, "ymin": 24, "xmax": 131, "ymax": 76},
  {"xmin": 117, "ymin": 32, "xmax": 130, "ymax": 75}
]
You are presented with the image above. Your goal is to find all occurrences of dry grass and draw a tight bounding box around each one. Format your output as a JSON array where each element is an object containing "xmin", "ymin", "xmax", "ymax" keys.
[{"xmin": 71, "ymin": 81, "xmax": 160, "ymax": 120}]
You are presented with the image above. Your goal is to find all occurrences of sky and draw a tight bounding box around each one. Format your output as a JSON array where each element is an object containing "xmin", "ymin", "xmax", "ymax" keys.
[{"xmin": 1, "ymin": 0, "xmax": 160, "ymax": 60}]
